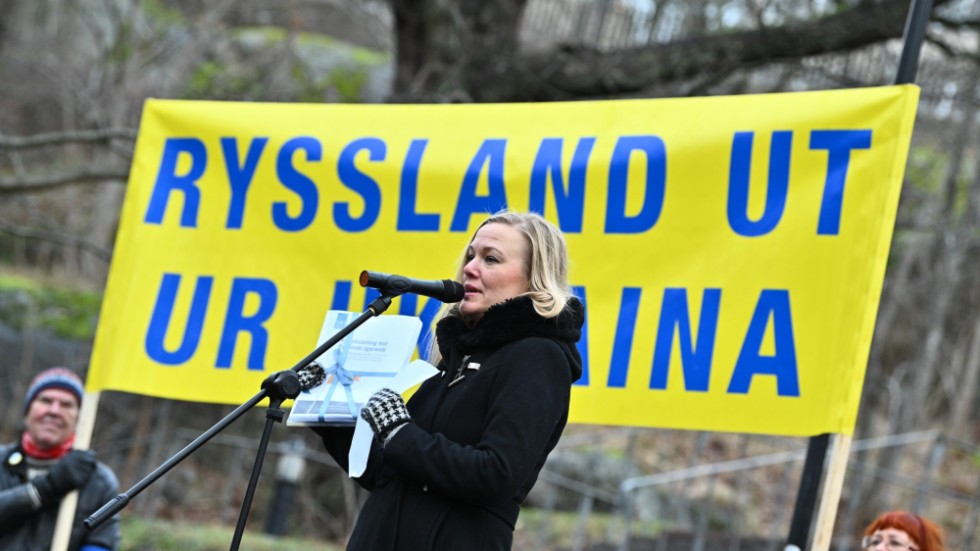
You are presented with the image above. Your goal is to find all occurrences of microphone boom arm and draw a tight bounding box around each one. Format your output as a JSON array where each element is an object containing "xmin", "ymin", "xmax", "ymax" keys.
[{"xmin": 85, "ymin": 294, "xmax": 395, "ymax": 536}]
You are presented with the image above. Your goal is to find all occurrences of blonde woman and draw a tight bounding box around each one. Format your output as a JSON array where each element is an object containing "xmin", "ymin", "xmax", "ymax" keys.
[{"xmin": 316, "ymin": 210, "xmax": 585, "ymax": 550}]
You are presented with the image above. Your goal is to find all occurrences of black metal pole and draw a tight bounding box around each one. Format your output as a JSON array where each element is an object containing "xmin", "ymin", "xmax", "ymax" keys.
[
  {"xmin": 786, "ymin": 434, "xmax": 830, "ymax": 549},
  {"xmin": 227, "ymin": 293, "xmax": 394, "ymax": 549},
  {"xmin": 895, "ymin": 0, "xmax": 935, "ymax": 85},
  {"xmin": 230, "ymin": 398, "xmax": 286, "ymax": 550},
  {"xmin": 784, "ymin": 2, "xmax": 933, "ymax": 548},
  {"xmin": 84, "ymin": 388, "xmax": 271, "ymax": 529},
  {"xmin": 85, "ymin": 295, "xmax": 394, "ymax": 531}
]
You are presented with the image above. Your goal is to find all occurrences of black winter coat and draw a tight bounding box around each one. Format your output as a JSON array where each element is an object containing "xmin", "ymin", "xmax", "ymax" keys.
[
  {"xmin": 317, "ymin": 296, "xmax": 584, "ymax": 550},
  {"xmin": 0, "ymin": 443, "xmax": 120, "ymax": 550}
]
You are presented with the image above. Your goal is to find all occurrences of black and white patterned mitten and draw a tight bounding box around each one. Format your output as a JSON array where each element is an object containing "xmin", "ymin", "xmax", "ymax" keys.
[{"xmin": 359, "ymin": 387, "xmax": 412, "ymax": 443}]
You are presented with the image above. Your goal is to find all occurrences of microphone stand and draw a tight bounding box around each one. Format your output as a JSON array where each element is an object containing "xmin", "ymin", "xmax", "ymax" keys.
[{"xmin": 86, "ymin": 295, "xmax": 395, "ymax": 550}]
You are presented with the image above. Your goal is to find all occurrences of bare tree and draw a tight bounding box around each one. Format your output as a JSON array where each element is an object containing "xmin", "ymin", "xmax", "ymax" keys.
[
  {"xmin": 0, "ymin": 1, "xmax": 977, "ymax": 541},
  {"xmin": 385, "ymin": 0, "xmax": 956, "ymax": 102}
]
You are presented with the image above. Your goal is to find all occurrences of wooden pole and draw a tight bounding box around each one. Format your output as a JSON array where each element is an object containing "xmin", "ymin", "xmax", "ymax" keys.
[
  {"xmin": 50, "ymin": 390, "xmax": 101, "ymax": 551},
  {"xmin": 810, "ymin": 434, "xmax": 854, "ymax": 551}
]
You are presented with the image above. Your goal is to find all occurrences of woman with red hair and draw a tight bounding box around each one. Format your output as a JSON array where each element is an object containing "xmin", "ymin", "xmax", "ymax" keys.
[{"xmin": 862, "ymin": 510, "xmax": 945, "ymax": 551}]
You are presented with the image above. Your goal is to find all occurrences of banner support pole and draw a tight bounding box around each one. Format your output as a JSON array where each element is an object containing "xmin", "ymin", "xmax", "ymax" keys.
[
  {"xmin": 811, "ymin": 434, "xmax": 854, "ymax": 550},
  {"xmin": 50, "ymin": 390, "xmax": 102, "ymax": 551},
  {"xmin": 785, "ymin": 433, "xmax": 829, "ymax": 549},
  {"xmin": 895, "ymin": 0, "xmax": 935, "ymax": 85},
  {"xmin": 784, "ymin": 0, "xmax": 933, "ymax": 549}
]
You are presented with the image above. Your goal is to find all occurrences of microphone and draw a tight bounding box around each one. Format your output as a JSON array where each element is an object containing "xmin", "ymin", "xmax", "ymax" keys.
[{"xmin": 360, "ymin": 271, "xmax": 465, "ymax": 303}]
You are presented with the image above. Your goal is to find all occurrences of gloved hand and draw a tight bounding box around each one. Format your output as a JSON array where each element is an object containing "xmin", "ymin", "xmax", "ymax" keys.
[
  {"xmin": 360, "ymin": 388, "xmax": 412, "ymax": 444},
  {"xmin": 32, "ymin": 449, "xmax": 97, "ymax": 506}
]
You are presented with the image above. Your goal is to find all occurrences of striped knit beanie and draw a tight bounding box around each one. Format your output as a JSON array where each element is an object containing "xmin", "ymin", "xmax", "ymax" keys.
[{"xmin": 23, "ymin": 367, "xmax": 84, "ymax": 414}]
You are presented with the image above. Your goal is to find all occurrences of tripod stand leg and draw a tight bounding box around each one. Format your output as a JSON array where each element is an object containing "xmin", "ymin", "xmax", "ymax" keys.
[{"xmin": 230, "ymin": 404, "xmax": 286, "ymax": 550}]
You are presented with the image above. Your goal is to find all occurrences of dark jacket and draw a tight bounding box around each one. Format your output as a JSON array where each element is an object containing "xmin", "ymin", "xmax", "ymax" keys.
[
  {"xmin": 317, "ymin": 295, "xmax": 584, "ymax": 550},
  {"xmin": 0, "ymin": 443, "xmax": 120, "ymax": 551}
]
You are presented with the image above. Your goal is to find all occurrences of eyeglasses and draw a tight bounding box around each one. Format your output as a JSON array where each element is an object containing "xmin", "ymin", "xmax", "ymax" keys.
[{"xmin": 861, "ymin": 535, "xmax": 918, "ymax": 551}]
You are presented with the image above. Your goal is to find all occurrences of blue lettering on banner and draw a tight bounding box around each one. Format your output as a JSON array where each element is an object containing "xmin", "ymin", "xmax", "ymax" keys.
[
  {"xmin": 572, "ymin": 286, "xmax": 590, "ymax": 386},
  {"xmin": 397, "ymin": 139, "xmax": 441, "ymax": 232},
  {"xmin": 144, "ymin": 138, "xmax": 207, "ymax": 227},
  {"xmin": 140, "ymin": 129, "xmax": 873, "ymax": 236},
  {"xmin": 362, "ymin": 286, "xmax": 382, "ymax": 310},
  {"xmin": 605, "ymin": 136, "xmax": 667, "ymax": 234},
  {"xmin": 810, "ymin": 130, "xmax": 872, "ymax": 235},
  {"xmin": 273, "ymin": 137, "xmax": 320, "ymax": 231},
  {"xmin": 325, "ymin": 280, "xmax": 443, "ymax": 358},
  {"xmin": 145, "ymin": 273, "xmax": 213, "ymax": 364},
  {"xmin": 322, "ymin": 281, "xmax": 594, "ymax": 382},
  {"xmin": 574, "ymin": 286, "xmax": 798, "ymax": 397},
  {"xmin": 398, "ymin": 292, "xmax": 444, "ymax": 353},
  {"xmin": 215, "ymin": 278, "xmax": 278, "ymax": 370},
  {"xmin": 330, "ymin": 280, "xmax": 353, "ymax": 311},
  {"xmin": 529, "ymin": 138, "xmax": 594, "ymax": 233},
  {"xmin": 727, "ymin": 131, "xmax": 792, "ymax": 237},
  {"xmin": 728, "ymin": 289, "xmax": 800, "ymax": 396},
  {"xmin": 606, "ymin": 287, "xmax": 642, "ymax": 388},
  {"xmin": 650, "ymin": 288, "xmax": 721, "ymax": 392},
  {"xmin": 336, "ymin": 138, "xmax": 384, "ymax": 232},
  {"xmin": 451, "ymin": 139, "xmax": 509, "ymax": 231},
  {"xmin": 313, "ymin": 282, "xmax": 802, "ymax": 397},
  {"xmin": 145, "ymin": 274, "xmax": 279, "ymax": 368},
  {"xmin": 222, "ymin": 137, "xmax": 268, "ymax": 229},
  {"xmin": 324, "ymin": 280, "xmax": 588, "ymax": 373}
]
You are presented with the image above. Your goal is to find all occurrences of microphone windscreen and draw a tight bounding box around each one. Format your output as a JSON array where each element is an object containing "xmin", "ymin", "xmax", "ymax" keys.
[
  {"xmin": 444, "ymin": 280, "xmax": 465, "ymax": 302},
  {"xmin": 296, "ymin": 361, "xmax": 327, "ymax": 391}
]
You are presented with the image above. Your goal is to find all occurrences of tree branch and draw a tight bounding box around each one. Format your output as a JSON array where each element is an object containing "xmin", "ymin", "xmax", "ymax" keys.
[
  {"xmin": 0, "ymin": 168, "xmax": 129, "ymax": 194},
  {"xmin": 511, "ymin": 0, "xmax": 953, "ymax": 100},
  {"xmin": 925, "ymin": 34, "xmax": 959, "ymax": 58},
  {"xmin": 932, "ymin": 14, "xmax": 980, "ymax": 31},
  {"xmin": 0, "ymin": 217, "xmax": 113, "ymax": 262},
  {"xmin": 0, "ymin": 128, "xmax": 137, "ymax": 150}
]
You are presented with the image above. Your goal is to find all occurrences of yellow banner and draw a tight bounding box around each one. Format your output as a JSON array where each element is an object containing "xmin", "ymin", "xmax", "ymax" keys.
[{"xmin": 88, "ymin": 86, "xmax": 919, "ymax": 436}]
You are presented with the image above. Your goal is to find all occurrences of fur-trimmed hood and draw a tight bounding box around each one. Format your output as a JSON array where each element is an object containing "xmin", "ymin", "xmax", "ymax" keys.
[{"xmin": 435, "ymin": 295, "xmax": 585, "ymax": 382}]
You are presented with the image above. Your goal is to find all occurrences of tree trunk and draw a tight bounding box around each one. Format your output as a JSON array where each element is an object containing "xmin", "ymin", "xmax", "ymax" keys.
[
  {"xmin": 389, "ymin": 0, "xmax": 528, "ymax": 102},
  {"xmin": 949, "ymin": 317, "xmax": 980, "ymax": 436}
]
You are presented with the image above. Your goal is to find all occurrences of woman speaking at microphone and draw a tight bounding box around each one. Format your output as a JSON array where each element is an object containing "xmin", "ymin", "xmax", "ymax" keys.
[{"xmin": 314, "ymin": 209, "xmax": 585, "ymax": 550}]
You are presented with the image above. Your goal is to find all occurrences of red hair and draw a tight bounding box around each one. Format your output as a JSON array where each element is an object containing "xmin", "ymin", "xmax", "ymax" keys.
[{"xmin": 863, "ymin": 510, "xmax": 945, "ymax": 551}]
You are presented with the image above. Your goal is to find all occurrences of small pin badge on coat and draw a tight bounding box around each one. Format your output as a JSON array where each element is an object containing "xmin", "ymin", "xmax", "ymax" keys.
[
  {"xmin": 448, "ymin": 372, "xmax": 466, "ymax": 387},
  {"xmin": 449, "ymin": 362, "xmax": 480, "ymax": 387}
]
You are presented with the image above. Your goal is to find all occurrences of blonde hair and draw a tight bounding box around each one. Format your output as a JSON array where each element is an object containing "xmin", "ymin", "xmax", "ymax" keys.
[{"xmin": 426, "ymin": 209, "xmax": 575, "ymax": 363}]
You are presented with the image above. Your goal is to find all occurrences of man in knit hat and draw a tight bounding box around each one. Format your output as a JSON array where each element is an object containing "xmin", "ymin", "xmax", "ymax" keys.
[{"xmin": 0, "ymin": 367, "xmax": 120, "ymax": 550}]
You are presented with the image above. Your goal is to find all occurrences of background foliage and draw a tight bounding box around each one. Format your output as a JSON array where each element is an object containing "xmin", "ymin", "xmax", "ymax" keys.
[{"xmin": 0, "ymin": 1, "xmax": 977, "ymax": 549}]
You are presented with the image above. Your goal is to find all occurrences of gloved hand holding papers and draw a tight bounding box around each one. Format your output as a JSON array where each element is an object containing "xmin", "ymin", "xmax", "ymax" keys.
[
  {"xmin": 348, "ymin": 359, "xmax": 438, "ymax": 477},
  {"xmin": 286, "ymin": 310, "xmax": 428, "ymax": 427}
]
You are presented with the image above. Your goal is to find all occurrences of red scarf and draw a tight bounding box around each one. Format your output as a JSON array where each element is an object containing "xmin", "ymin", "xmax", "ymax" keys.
[{"xmin": 21, "ymin": 431, "xmax": 74, "ymax": 460}]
